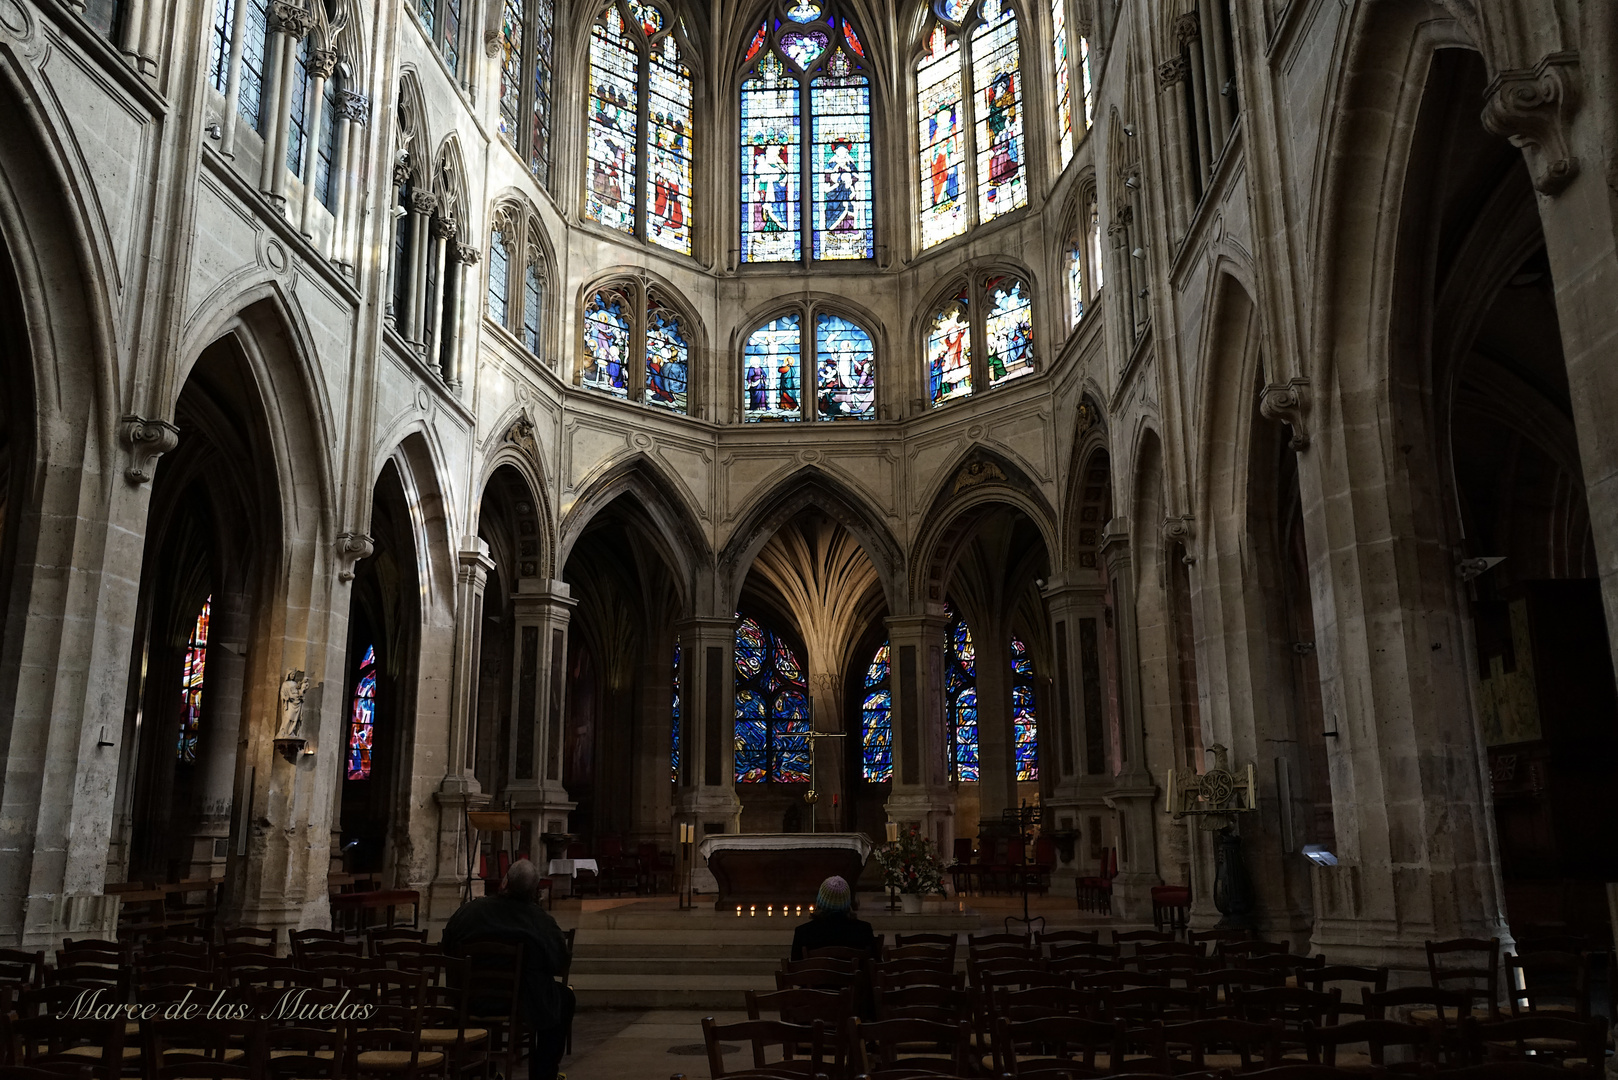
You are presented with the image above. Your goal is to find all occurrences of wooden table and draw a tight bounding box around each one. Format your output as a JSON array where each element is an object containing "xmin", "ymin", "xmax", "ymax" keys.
[
  {"xmin": 697, "ymin": 833, "xmax": 873, "ymax": 911},
  {"xmin": 330, "ymin": 888, "xmax": 421, "ymax": 931}
]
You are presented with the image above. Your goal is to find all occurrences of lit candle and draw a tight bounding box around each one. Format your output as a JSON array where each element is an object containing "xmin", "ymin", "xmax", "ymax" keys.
[
  {"xmin": 767, "ymin": 904, "xmax": 773, "ymax": 917},
  {"xmin": 736, "ymin": 905, "xmax": 743, "ymax": 916},
  {"xmin": 808, "ymin": 904, "xmax": 815, "ymax": 914},
  {"xmin": 885, "ymin": 821, "xmax": 899, "ymax": 843},
  {"xmin": 796, "ymin": 905, "xmax": 803, "ymax": 916},
  {"xmin": 750, "ymin": 905, "xmax": 756, "ymax": 916}
]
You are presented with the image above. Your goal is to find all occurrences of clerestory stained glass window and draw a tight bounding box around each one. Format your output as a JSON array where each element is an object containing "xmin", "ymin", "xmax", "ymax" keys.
[
  {"xmin": 1011, "ymin": 635, "xmax": 1038, "ymax": 781},
  {"xmin": 177, "ymin": 597, "xmax": 212, "ymax": 764},
  {"xmin": 585, "ymin": 1, "xmax": 694, "ymax": 255},
  {"xmin": 815, "ymin": 313, "xmax": 875, "ymax": 419},
  {"xmin": 916, "ymin": 0, "xmax": 1026, "ymax": 249},
  {"xmin": 945, "ymin": 603, "xmax": 979, "ymax": 782},
  {"xmin": 743, "ymin": 314, "xmax": 803, "ymax": 421},
  {"xmin": 497, "ymin": 0, "xmax": 558, "ymax": 185},
  {"xmin": 581, "ymin": 285, "xmax": 634, "ymax": 397},
  {"xmin": 488, "ymin": 228, "xmax": 512, "ymax": 326},
  {"xmin": 671, "ymin": 640, "xmax": 681, "ymax": 783},
  {"xmin": 347, "ymin": 645, "xmax": 377, "ymax": 780},
  {"xmin": 734, "ymin": 616, "xmax": 810, "ymax": 783},
  {"xmin": 927, "ymin": 288, "xmax": 972, "ymax": 406},
  {"xmin": 1052, "ymin": 0, "xmax": 1072, "ymax": 166},
  {"xmin": 579, "ymin": 280, "xmax": 693, "ymax": 412},
  {"xmin": 861, "ymin": 641, "xmax": 892, "ymax": 782},
  {"xmin": 740, "ymin": 2, "xmax": 874, "ymax": 265},
  {"xmin": 927, "ymin": 271, "xmax": 1037, "ymax": 406},
  {"xmin": 985, "ymin": 275, "xmax": 1034, "ymax": 385},
  {"xmin": 1067, "ymin": 230, "xmax": 1084, "ymax": 328},
  {"xmin": 743, "ymin": 308, "xmax": 875, "ymax": 423}
]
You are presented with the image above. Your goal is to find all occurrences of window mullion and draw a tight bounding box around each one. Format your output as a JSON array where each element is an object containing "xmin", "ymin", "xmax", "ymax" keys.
[
  {"xmin": 969, "ymin": 274, "xmax": 989, "ymax": 394},
  {"xmin": 633, "ymin": 281, "xmax": 648, "ymax": 400},
  {"xmin": 958, "ymin": 29, "xmax": 981, "ymax": 232},
  {"xmin": 801, "ymin": 68, "xmax": 812, "ymax": 268},
  {"xmin": 638, "ymin": 35, "xmax": 651, "ymax": 244},
  {"xmin": 802, "ymin": 304, "xmax": 815, "ymax": 422}
]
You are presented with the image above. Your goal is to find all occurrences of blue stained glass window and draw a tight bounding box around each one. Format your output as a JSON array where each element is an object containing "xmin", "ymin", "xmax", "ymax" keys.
[
  {"xmin": 646, "ymin": 33, "xmax": 694, "ymax": 254},
  {"xmin": 946, "ymin": 603, "xmax": 979, "ymax": 782},
  {"xmin": 488, "ymin": 229, "xmax": 511, "ymax": 325},
  {"xmin": 927, "ymin": 288, "xmax": 972, "ymax": 405},
  {"xmin": 645, "ymin": 296, "xmax": 689, "ymax": 411},
  {"xmin": 815, "ymin": 314, "xmax": 875, "ymax": 419},
  {"xmin": 743, "ymin": 314, "xmax": 803, "ymax": 421},
  {"xmin": 581, "ymin": 286, "xmax": 632, "ymax": 397},
  {"xmin": 735, "ymin": 616, "xmax": 811, "ymax": 783},
  {"xmin": 1012, "ymin": 635, "xmax": 1038, "ymax": 781},
  {"xmin": 177, "ymin": 597, "xmax": 212, "ymax": 764},
  {"xmin": 1052, "ymin": 0, "xmax": 1072, "ymax": 166},
  {"xmin": 985, "ymin": 275, "xmax": 1034, "ymax": 385},
  {"xmin": 941, "ymin": 0, "xmax": 971, "ymax": 19},
  {"xmin": 743, "ymin": 4, "xmax": 875, "ymax": 264},
  {"xmin": 523, "ymin": 259, "xmax": 543, "ymax": 354},
  {"xmin": 972, "ymin": 0, "xmax": 1026, "ymax": 223},
  {"xmin": 862, "ymin": 641, "xmax": 892, "ymax": 782},
  {"xmin": 209, "ymin": 0, "xmax": 233, "ymax": 94},
  {"xmin": 238, "ymin": 0, "xmax": 269, "ymax": 132},
  {"xmin": 498, "ymin": 0, "xmax": 524, "ymax": 141},
  {"xmin": 917, "ymin": 25, "xmax": 966, "ymax": 248},
  {"xmin": 1067, "ymin": 233, "xmax": 1084, "ymax": 328},
  {"xmin": 671, "ymin": 640, "xmax": 681, "ymax": 783},
  {"xmin": 586, "ymin": 7, "xmax": 640, "ymax": 235},
  {"xmin": 531, "ymin": 0, "xmax": 555, "ymax": 182},
  {"xmin": 315, "ymin": 72, "xmax": 340, "ymax": 209},
  {"xmin": 348, "ymin": 645, "xmax": 377, "ymax": 780}
]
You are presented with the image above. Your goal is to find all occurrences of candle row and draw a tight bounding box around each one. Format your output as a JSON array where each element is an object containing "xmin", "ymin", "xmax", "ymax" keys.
[{"xmin": 736, "ymin": 904, "xmax": 815, "ymax": 916}]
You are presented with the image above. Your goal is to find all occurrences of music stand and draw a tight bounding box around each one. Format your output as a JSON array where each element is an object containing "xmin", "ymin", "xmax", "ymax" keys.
[{"xmin": 465, "ymin": 810, "xmax": 518, "ymax": 904}]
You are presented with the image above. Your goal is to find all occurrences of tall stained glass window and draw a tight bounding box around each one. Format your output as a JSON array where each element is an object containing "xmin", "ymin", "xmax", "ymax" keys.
[
  {"xmin": 177, "ymin": 597, "xmax": 212, "ymax": 764},
  {"xmin": 347, "ymin": 646, "xmax": 378, "ymax": 780},
  {"xmin": 742, "ymin": 307, "xmax": 875, "ymax": 422},
  {"xmin": 314, "ymin": 70, "xmax": 341, "ymax": 209},
  {"xmin": 927, "ymin": 288, "xmax": 972, "ymax": 406},
  {"xmin": 488, "ymin": 208, "xmax": 549, "ymax": 360},
  {"xmin": 671, "ymin": 640, "xmax": 681, "ymax": 783},
  {"xmin": 734, "ymin": 616, "xmax": 810, "ymax": 784},
  {"xmin": 1066, "ymin": 229, "xmax": 1084, "ymax": 328},
  {"xmin": 740, "ymin": 2, "xmax": 874, "ymax": 264},
  {"xmin": 916, "ymin": 0, "xmax": 1026, "ymax": 249},
  {"xmin": 1080, "ymin": 34, "xmax": 1094, "ymax": 129},
  {"xmin": 585, "ymin": 1, "xmax": 694, "ymax": 256},
  {"xmin": 1051, "ymin": 0, "xmax": 1072, "ymax": 167},
  {"xmin": 497, "ymin": 0, "xmax": 557, "ymax": 184},
  {"xmin": 418, "ymin": 0, "xmax": 463, "ymax": 78},
  {"xmin": 286, "ymin": 39, "xmax": 313, "ymax": 173},
  {"xmin": 984, "ymin": 275, "xmax": 1034, "ymax": 385},
  {"xmin": 1011, "ymin": 635, "xmax": 1038, "ymax": 780},
  {"xmin": 523, "ymin": 258, "xmax": 543, "ymax": 354},
  {"xmin": 488, "ymin": 227, "xmax": 512, "ymax": 325},
  {"xmin": 861, "ymin": 641, "xmax": 892, "ymax": 782},
  {"xmin": 945, "ymin": 604, "xmax": 979, "ymax": 782},
  {"xmin": 1089, "ymin": 196, "xmax": 1104, "ymax": 289},
  {"xmin": 579, "ymin": 279, "xmax": 694, "ymax": 413}
]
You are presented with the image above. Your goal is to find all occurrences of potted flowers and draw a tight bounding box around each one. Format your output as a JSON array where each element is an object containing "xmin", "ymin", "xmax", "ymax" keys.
[{"xmin": 876, "ymin": 824, "xmax": 947, "ymax": 913}]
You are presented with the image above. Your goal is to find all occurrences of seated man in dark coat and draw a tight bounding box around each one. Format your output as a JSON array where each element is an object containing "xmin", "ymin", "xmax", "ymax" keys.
[
  {"xmin": 790, "ymin": 875, "xmax": 879, "ymax": 961},
  {"xmin": 442, "ymin": 858, "xmax": 574, "ymax": 1080}
]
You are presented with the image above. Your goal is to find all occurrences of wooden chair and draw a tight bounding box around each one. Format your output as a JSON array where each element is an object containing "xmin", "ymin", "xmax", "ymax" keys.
[
  {"xmin": 1304, "ymin": 1018, "xmax": 1442, "ymax": 1073},
  {"xmin": 967, "ymin": 931, "xmax": 1032, "ymax": 951},
  {"xmin": 1427, "ymin": 938, "xmax": 1501, "ymax": 1019},
  {"xmin": 1222, "ymin": 940, "xmax": 1292, "ymax": 962},
  {"xmin": 746, "ymin": 988, "xmax": 856, "ymax": 1027},
  {"xmin": 1461, "ymin": 1015, "xmax": 1608, "ymax": 1077},
  {"xmin": 845, "ymin": 1017, "xmax": 972, "ymax": 1078},
  {"xmin": 1109, "ymin": 986, "xmax": 1207, "ymax": 1024},
  {"xmin": 1232, "ymin": 987, "xmax": 1340, "ymax": 1060},
  {"xmin": 262, "ymin": 1024, "xmax": 346, "ymax": 1080},
  {"xmin": 1154, "ymin": 1017, "xmax": 1285, "ymax": 1073},
  {"xmin": 220, "ymin": 927, "xmax": 277, "ymax": 948},
  {"xmin": 969, "ymin": 965, "xmax": 1063, "ymax": 994},
  {"xmin": 1075, "ymin": 970, "xmax": 1170, "ymax": 994},
  {"xmin": 776, "ymin": 957, "xmax": 861, "ymax": 993},
  {"xmin": 1442, "ymin": 1065, "xmax": 1591, "ymax": 1080},
  {"xmin": 1038, "ymin": 929, "xmax": 1101, "ymax": 950},
  {"xmin": 1189, "ymin": 929, "xmax": 1251, "ymax": 948},
  {"xmin": 452, "ymin": 938, "xmax": 525, "ymax": 1080},
  {"xmin": 876, "ymin": 985, "xmax": 975, "ymax": 1024},
  {"xmin": 1190, "ymin": 967, "xmax": 1285, "ymax": 1016},
  {"xmin": 15, "ymin": 1015, "xmax": 129, "ymax": 1079},
  {"xmin": 144, "ymin": 1018, "xmax": 262, "ymax": 1079},
  {"xmin": 1301, "ymin": 965, "xmax": 1388, "ymax": 1019},
  {"xmin": 893, "ymin": 933, "xmax": 957, "ymax": 950},
  {"xmin": 802, "ymin": 946, "xmax": 873, "ymax": 964},
  {"xmin": 1364, "ymin": 985, "xmax": 1477, "ymax": 1024},
  {"xmin": 415, "ymin": 956, "xmax": 488, "ymax": 1080},
  {"xmin": 1113, "ymin": 930, "xmax": 1175, "ymax": 946},
  {"xmin": 0, "ymin": 950, "xmax": 46, "ymax": 991},
  {"xmin": 0, "ymin": 1068, "xmax": 96, "ymax": 1079},
  {"xmin": 366, "ymin": 927, "xmax": 429, "ymax": 955},
  {"xmin": 882, "ymin": 946, "xmax": 953, "ymax": 969},
  {"xmin": 871, "ymin": 965, "xmax": 965, "ymax": 991},
  {"xmin": 1504, "ymin": 951, "xmax": 1590, "ymax": 1018},
  {"xmin": 704, "ymin": 1017, "xmax": 826, "ymax": 1078},
  {"xmin": 995, "ymin": 1015, "xmax": 1121, "ymax": 1078},
  {"xmin": 290, "ymin": 931, "xmax": 363, "ymax": 965},
  {"xmin": 349, "ymin": 1002, "xmax": 445, "ymax": 1079}
]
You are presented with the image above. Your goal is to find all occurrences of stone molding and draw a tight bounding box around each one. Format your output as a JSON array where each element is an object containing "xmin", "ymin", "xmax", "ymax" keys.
[
  {"xmin": 336, "ymin": 90, "xmax": 370, "ymax": 124},
  {"xmin": 484, "ymin": 29, "xmax": 502, "ymax": 58},
  {"xmin": 453, "ymin": 241, "xmax": 481, "ymax": 265},
  {"xmin": 1175, "ymin": 11, "xmax": 1199, "ymax": 46},
  {"xmin": 307, "ymin": 47, "xmax": 339, "ymax": 79},
  {"xmin": 1157, "ymin": 56, "xmax": 1187, "ymax": 89},
  {"xmin": 1161, "ymin": 515, "xmax": 1196, "ymax": 563},
  {"xmin": 433, "ymin": 216, "xmax": 459, "ymax": 243},
  {"xmin": 268, "ymin": 1, "xmax": 315, "ymax": 38},
  {"xmin": 1481, "ymin": 52, "xmax": 1581, "ymax": 197},
  {"xmin": 1259, "ymin": 377, "xmax": 1311, "ymax": 450},
  {"xmin": 335, "ymin": 532, "xmax": 375, "ymax": 582},
  {"xmin": 409, "ymin": 189, "xmax": 440, "ymax": 214},
  {"xmin": 120, "ymin": 415, "xmax": 180, "ymax": 483}
]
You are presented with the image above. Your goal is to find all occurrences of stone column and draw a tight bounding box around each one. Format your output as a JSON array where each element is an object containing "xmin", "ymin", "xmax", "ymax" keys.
[
  {"xmin": 1177, "ymin": 13, "xmax": 1213, "ymax": 182},
  {"xmin": 402, "ymin": 189, "xmax": 437, "ymax": 342},
  {"xmin": 1100, "ymin": 521, "xmax": 1162, "ymax": 920},
  {"xmin": 425, "ymin": 218, "xmax": 454, "ymax": 374},
  {"xmin": 448, "ymin": 242, "xmax": 479, "ymax": 390},
  {"xmin": 505, "ymin": 580, "xmax": 576, "ymax": 846},
  {"xmin": 807, "ymin": 671, "xmax": 846, "ymax": 832},
  {"xmin": 218, "ymin": 0, "xmax": 254, "ymax": 157},
  {"xmin": 259, "ymin": 2, "xmax": 314, "ymax": 206},
  {"xmin": 1042, "ymin": 577, "xmax": 1112, "ymax": 891},
  {"xmin": 974, "ymin": 613, "xmax": 1017, "ymax": 822},
  {"xmin": 674, "ymin": 617, "xmax": 743, "ymax": 893},
  {"xmin": 328, "ymin": 90, "xmax": 369, "ymax": 267},
  {"xmin": 298, "ymin": 46, "xmax": 338, "ymax": 236},
  {"xmin": 882, "ymin": 612, "xmax": 954, "ymax": 859},
  {"xmin": 188, "ymin": 590, "xmax": 250, "ymax": 882}
]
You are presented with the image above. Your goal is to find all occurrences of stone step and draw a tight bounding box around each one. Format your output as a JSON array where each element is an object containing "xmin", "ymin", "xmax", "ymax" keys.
[
  {"xmin": 571, "ymin": 956, "xmax": 781, "ymax": 976},
  {"xmin": 570, "ymin": 973, "xmax": 777, "ymax": 1010},
  {"xmin": 572, "ymin": 941, "xmax": 789, "ymax": 960}
]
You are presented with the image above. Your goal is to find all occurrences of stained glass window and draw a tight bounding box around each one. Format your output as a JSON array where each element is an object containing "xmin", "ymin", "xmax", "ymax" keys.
[
  {"xmin": 523, "ymin": 259, "xmax": 543, "ymax": 354},
  {"xmin": 743, "ymin": 314, "xmax": 803, "ymax": 421},
  {"xmin": 1089, "ymin": 197, "xmax": 1104, "ymax": 289},
  {"xmin": 861, "ymin": 641, "xmax": 892, "ymax": 782},
  {"xmin": 488, "ymin": 228, "xmax": 511, "ymax": 325},
  {"xmin": 1011, "ymin": 635, "xmax": 1038, "ymax": 781},
  {"xmin": 644, "ymin": 295, "xmax": 689, "ymax": 411},
  {"xmin": 927, "ymin": 289, "xmax": 972, "ymax": 406},
  {"xmin": 1080, "ymin": 35, "xmax": 1094, "ymax": 129},
  {"xmin": 742, "ymin": 3, "xmax": 874, "ymax": 264},
  {"xmin": 497, "ymin": 0, "xmax": 556, "ymax": 184},
  {"xmin": 209, "ymin": 0, "xmax": 233, "ymax": 93},
  {"xmin": 315, "ymin": 71, "xmax": 340, "ymax": 209},
  {"xmin": 531, "ymin": 0, "xmax": 555, "ymax": 182},
  {"xmin": 671, "ymin": 640, "xmax": 681, "ymax": 783},
  {"xmin": 582, "ymin": 287, "xmax": 632, "ymax": 397},
  {"xmin": 917, "ymin": 25, "xmax": 967, "ymax": 248},
  {"xmin": 499, "ymin": 0, "xmax": 525, "ymax": 141},
  {"xmin": 945, "ymin": 604, "xmax": 979, "ymax": 782},
  {"xmin": 177, "ymin": 597, "xmax": 212, "ymax": 764},
  {"xmin": 985, "ymin": 276, "xmax": 1034, "ymax": 385},
  {"xmin": 348, "ymin": 645, "xmax": 377, "ymax": 781},
  {"xmin": 238, "ymin": 0, "xmax": 269, "ymax": 132},
  {"xmin": 586, "ymin": 2, "xmax": 694, "ymax": 253},
  {"xmin": 1052, "ymin": 0, "xmax": 1072, "ymax": 166},
  {"xmin": 1067, "ymin": 232, "xmax": 1084, "ymax": 328},
  {"xmin": 971, "ymin": 1, "xmax": 1025, "ymax": 223},
  {"xmin": 815, "ymin": 314, "xmax": 875, "ymax": 419},
  {"xmin": 734, "ymin": 616, "xmax": 810, "ymax": 783}
]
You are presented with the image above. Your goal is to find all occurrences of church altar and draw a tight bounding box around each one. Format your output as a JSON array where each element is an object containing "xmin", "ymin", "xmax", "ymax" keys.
[{"xmin": 697, "ymin": 833, "xmax": 874, "ymax": 910}]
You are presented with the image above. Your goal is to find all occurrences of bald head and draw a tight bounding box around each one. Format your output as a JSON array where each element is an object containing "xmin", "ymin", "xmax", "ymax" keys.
[{"xmin": 503, "ymin": 857, "xmax": 542, "ymax": 903}]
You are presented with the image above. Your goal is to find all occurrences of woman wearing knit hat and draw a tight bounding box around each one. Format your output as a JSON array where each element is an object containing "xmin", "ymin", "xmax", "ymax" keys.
[{"xmin": 790, "ymin": 875, "xmax": 879, "ymax": 961}]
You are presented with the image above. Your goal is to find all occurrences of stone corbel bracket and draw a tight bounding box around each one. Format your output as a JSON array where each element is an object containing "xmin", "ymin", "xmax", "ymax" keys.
[
  {"xmin": 1259, "ymin": 377, "xmax": 1311, "ymax": 450},
  {"xmin": 1481, "ymin": 52, "xmax": 1580, "ymax": 197},
  {"xmin": 121, "ymin": 415, "xmax": 180, "ymax": 483},
  {"xmin": 336, "ymin": 532, "xmax": 375, "ymax": 582},
  {"xmin": 1161, "ymin": 515, "xmax": 1196, "ymax": 564}
]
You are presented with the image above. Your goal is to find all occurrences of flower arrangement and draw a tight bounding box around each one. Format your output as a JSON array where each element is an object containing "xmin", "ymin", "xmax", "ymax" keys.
[{"xmin": 875, "ymin": 825, "xmax": 947, "ymax": 896}]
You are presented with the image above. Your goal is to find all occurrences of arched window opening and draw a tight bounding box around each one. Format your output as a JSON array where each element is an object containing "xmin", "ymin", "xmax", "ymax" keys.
[
  {"xmin": 497, "ymin": 0, "xmax": 557, "ymax": 185},
  {"xmin": 314, "ymin": 68, "xmax": 342, "ymax": 208},
  {"xmin": 739, "ymin": 1, "xmax": 874, "ymax": 265},
  {"xmin": 487, "ymin": 208, "xmax": 550, "ymax": 361},
  {"xmin": 208, "ymin": 0, "xmax": 271, "ymax": 131},
  {"xmin": 1012, "ymin": 634, "xmax": 1038, "ymax": 781},
  {"xmin": 579, "ymin": 279, "xmax": 693, "ymax": 413},
  {"xmin": 861, "ymin": 641, "xmax": 892, "ymax": 782},
  {"xmin": 916, "ymin": 0, "xmax": 1026, "ymax": 250},
  {"xmin": 671, "ymin": 639, "xmax": 681, "ymax": 783},
  {"xmin": 488, "ymin": 226, "xmax": 512, "ymax": 325},
  {"xmin": 347, "ymin": 645, "xmax": 378, "ymax": 780},
  {"xmin": 1170, "ymin": 2, "xmax": 1241, "ymax": 206},
  {"xmin": 1050, "ymin": 0, "xmax": 1095, "ymax": 165},
  {"xmin": 287, "ymin": 36, "xmax": 314, "ymax": 173},
  {"xmin": 523, "ymin": 256, "xmax": 544, "ymax": 354},
  {"xmin": 85, "ymin": 0, "xmax": 123, "ymax": 41},
  {"xmin": 1088, "ymin": 195, "xmax": 1104, "ymax": 290},
  {"xmin": 742, "ymin": 306, "xmax": 875, "ymax": 422},
  {"xmin": 945, "ymin": 603, "xmax": 979, "ymax": 782},
  {"xmin": 734, "ymin": 615, "xmax": 810, "ymax": 784},
  {"xmin": 927, "ymin": 270, "xmax": 1036, "ymax": 407},
  {"xmin": 1066, "ymin": 226, "xmax": 1084, "ymax": 329},
  {"xmin": 177, "ymin": 597, "xmax": 213, "ymax": 764},
  {"xmin": 585, "ymin": 1, "xmax": 695, "ymax": 256},
  {"xmin": 417, "ymin": 0, "xmax": 464, "ymax": 79}
]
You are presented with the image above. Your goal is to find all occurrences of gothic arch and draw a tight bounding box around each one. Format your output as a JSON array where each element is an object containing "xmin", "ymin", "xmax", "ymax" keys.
[
  {"xmin": 394, "ymin": 68, "xmax": 432, "ymax": 185},
  {"xmin": 381, "ymin": 431, "xmax": 460, "ymax": 616},
  {"xmin": 1191, "ymin": 269, "xmax": 1260, "ymax": 534},
  {"xmin": 1061, "ymin": 393, "xmax": 1111, "ymax": 571},
  {"xmin": 717, "ymin": 466, "xmax": 906, "ymax": 614}
]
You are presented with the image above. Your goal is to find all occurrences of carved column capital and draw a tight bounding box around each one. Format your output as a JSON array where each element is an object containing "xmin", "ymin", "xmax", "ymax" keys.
[
  {"xmin": 336, "ymin": 532, "xmax": 375, "ymax": 582},
  {"xmin": 1161, "ymin": 516, "xmax": 1197, "ymax": 564},
  {"xmin": 453, "ymin": 241, "xmax": 482, "ymax": 265},
  {"xmin": 121, "ymin": 415, "xmax": 180, "ymax": 484},
  {"xmin": 409, "ymin": 189, "xmax": 440, "ymax": 215},
  {"xmin": 1259, "ymin": 377, "xmax": 1312, "ymax": 450},
  {"xmin": 268, "ymin": 1, "xmax": 315, "ymax": 38},
  {"xmin": 434, "ymin": 217, "xmax": 459, "ymax": 243},
  {"xmin": 391, "ymin": 152, "xmax": 411, "ymax": 186},
  {"xmin": 1482, "ymin": 52, "xmax": 1581, "ymax": 196},
  {"xmin": 1174, "ymin": 11, "xmax": 1200, "ymax": 45},
  {"xmin": 307, "ymin": 47, "xmax": 339, "ymax": 79},
  {"xmin": 484, "ymin": 29, "xmax": 503, "ymax": 58},
  {"xmin": 1157, "ymin": 55, "xmax": 1188, "ymax": 89},
  {"xmin": 336, "ymin": 89, "xmax": 371, "ymax": 124}
]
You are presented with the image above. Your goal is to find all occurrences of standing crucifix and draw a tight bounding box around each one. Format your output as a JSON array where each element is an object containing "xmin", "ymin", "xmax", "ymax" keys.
[{"xmin": 803, "ymin": 729, "xmax": 847, "ymax": 834}]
